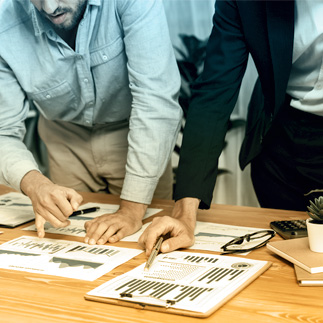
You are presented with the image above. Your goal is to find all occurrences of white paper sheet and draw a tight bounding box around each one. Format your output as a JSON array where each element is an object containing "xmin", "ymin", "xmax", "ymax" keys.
[
  {"xmin": 23, "ymin": 202, "xmax": 162, "ymax": 238},
  {"xmin": 0, "ymin": 192, "xmax": 34, "ymax": 227},
  {"xmin": 108, "ymin": 221, "xmax": 268, "ymax": 253},
  {"xmin": 87, "ymin": 251, "xmax": 269, "ymax": 313},
  {"xmin": 78, "ymin": 202, "xmax": 162, "ymax": 220},
  {"xmin": 0, "ymin": 236, "xmax": 142, "ymax": 281},
  {"xmin": 191, "ymin": 221, "xmax": 268, "ymax": 252}
]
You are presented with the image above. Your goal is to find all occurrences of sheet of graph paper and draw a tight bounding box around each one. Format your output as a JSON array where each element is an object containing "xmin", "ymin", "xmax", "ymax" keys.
[
  {"xmin": 86, "ymin": 251, "xmax": 269, "ymax": 313},
  {"xmin": 0, "ymin": 236, "xmax": 142, "ymax": 281},
  {"xmin": 23, "ymin": 202, "xmax": 162, "ymax": 237}
]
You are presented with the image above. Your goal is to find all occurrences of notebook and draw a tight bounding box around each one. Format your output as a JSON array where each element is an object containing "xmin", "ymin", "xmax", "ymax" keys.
[
  {"xmin": 267, "ymin": 237, "xmax": 323, "ymax": 274},
  {"xmin": 294, "ymin": 265, "xmax": 323, "ymax": 286}
]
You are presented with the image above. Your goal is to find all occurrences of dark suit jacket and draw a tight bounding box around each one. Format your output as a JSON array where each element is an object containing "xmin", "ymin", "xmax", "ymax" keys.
[{"xmin": 174, "ymin": 0, "xmax": 295, "ymax": 208}]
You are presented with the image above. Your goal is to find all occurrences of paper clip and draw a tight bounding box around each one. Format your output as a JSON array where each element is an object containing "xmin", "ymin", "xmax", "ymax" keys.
[{"xmin": 119, "ymin": 292, "xmax": 176, "ymax": 307}]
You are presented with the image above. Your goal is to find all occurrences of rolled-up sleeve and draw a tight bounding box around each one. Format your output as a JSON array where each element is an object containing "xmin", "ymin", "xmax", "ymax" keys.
[
  {"xmin": 119, "ymin": 0, "xmax": 182, "ymax": 204},
  {"xmin": 0, "ymin": 57, "xmax": 40, "ymax": 191}
]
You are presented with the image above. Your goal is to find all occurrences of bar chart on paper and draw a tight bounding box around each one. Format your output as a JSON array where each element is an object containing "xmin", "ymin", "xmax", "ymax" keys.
[
  {"xmin": 0, "ymin": 236, "xmax": 142, "ymax": 281},
  {"xmin": 86, "ymin": 251, "xmax": 271, "ymax": 317}
]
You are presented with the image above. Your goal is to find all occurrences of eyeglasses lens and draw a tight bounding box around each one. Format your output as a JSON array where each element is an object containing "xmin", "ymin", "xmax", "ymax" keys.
[{"xmin": 223, "ymin": 230, "xmax": 274, "ymax": 252}]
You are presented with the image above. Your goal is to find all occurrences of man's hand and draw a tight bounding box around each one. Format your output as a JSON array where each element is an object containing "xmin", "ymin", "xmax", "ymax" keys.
[
  {"xmin": 84, "ymin": 200, "xmax": 147, "ymax": 245},
  {"xmin": 21, "ymin": 170, "xmax": 83, "ymax": 238},
  {"xmin": 138, "ymin": 197, "xmax": 199, "ymax": 256}
]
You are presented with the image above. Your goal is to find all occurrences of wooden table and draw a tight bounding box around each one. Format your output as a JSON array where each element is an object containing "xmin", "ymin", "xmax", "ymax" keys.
[{"xmin": 1, "ymin": 184, "xmax": 323, "ymax": 323}]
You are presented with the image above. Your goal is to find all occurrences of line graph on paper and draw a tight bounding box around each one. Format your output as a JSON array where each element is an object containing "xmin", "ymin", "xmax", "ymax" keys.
[{"xmin": 0, "ymin": 236, "xmax": 142, "ymax": 281}]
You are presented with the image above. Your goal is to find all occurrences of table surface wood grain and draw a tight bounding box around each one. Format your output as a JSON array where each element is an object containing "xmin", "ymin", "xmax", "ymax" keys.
[{"xmin": 1, "ymin": 184, "xmax": 322, "ymax": 323}]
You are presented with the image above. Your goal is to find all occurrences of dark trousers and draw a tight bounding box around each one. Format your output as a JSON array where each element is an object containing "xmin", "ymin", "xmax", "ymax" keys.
[{"xmin": 251, "ymin": 97, "xmax": 323, "ymax": 211}]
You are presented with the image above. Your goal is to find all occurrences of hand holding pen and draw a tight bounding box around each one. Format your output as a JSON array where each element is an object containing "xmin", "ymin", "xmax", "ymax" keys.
[
  {"xmin": 144, "ymin": 236, "xmax": 164, "ymax": 271},
  {"xmin": 138, "ymin": 214, "xmax": 196, "ymax": 258}
]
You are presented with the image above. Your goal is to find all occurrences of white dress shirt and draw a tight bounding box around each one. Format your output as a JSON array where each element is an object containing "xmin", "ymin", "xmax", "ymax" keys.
[{"xmin": 287, "ymin": 0, "xmax": 323, "ymax": 116}]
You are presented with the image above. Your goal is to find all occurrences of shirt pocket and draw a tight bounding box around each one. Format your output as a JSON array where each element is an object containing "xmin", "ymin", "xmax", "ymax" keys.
[
  {"xmin": 27, "ymin": 81, "xmax": 78, "ymax": 120},
  {"xmin": 90, "ymin": 36, "xmax": 125, "ymax": 67}
]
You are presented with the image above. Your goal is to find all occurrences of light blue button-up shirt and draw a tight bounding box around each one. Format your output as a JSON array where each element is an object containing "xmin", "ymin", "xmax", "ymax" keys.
[{"xmin": 0, "ymin": 0, "xmax": 182, "ymax": 204}]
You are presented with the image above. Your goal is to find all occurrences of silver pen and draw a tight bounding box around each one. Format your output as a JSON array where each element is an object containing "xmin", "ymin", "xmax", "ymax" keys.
[{"xmin": 144, "ymin": 236, "xmax": 164, "ymax": 271}]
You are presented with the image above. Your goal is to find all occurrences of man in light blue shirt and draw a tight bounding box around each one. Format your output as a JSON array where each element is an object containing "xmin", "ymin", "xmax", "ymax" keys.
[{"xmin": 0, "ymin": 0, "xmax": 182, "ymax": 244}]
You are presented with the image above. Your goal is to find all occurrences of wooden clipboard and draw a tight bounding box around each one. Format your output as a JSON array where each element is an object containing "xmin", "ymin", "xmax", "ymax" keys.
[{"xmin": 85, "ymin": 259, "xmax": 272, "ymax": 318}]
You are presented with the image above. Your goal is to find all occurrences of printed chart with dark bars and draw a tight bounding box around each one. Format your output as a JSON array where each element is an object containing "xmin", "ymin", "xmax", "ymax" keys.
[
  {"xmin": 0, "ymin": 236, "xmax": 142, "ymax": 281},
  {"xmin": 86, "ymin": 250, "xmax": 271, "ymax": 316}
]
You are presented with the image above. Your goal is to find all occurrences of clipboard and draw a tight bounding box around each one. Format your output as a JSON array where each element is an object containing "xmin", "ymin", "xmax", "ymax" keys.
[{"xmin": 85, "ymin": 251, "xmax": 272, "ymax": 318}]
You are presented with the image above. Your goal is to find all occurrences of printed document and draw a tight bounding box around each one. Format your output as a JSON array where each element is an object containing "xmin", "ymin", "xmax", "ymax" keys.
[
  {"xmin": 86, "ymin": 251, "xmax": 270, "ymax": 314},
  {"xmin": 0, "ymin": 236, "xmax": 142, "ymax": 281},
  {"xmin": 23, "ymin": 202, "xmax": 162, "ymax": 238},
  {"xmin": 0, "ymin": 192, "xmax": 34, "ymax": 227},
  {"xmin": 101, "ymin": 221, "xmax": 268, "ymax": 253}
]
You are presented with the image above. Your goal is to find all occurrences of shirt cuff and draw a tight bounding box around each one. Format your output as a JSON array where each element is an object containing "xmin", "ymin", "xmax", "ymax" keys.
[
  {"xmin": 120, "ymin": 173, "xmax": 159, "ymax": 205},
  {"xmin": 6, "ymin": 160, "xmax": 40, "ymax": 193}
]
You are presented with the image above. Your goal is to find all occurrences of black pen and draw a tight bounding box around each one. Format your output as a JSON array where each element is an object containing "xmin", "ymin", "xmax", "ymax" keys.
[{"xmin": 70, "ymin": 206, "xmax": 100, "ymax": 217}]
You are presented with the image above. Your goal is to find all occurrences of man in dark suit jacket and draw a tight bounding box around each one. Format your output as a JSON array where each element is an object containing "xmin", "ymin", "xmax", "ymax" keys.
[{"xmin": 139, "ymin": 0, "xmax": 323, "ymax": 255}]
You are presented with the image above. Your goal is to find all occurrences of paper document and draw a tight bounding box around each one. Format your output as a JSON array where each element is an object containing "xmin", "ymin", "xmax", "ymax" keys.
[
  {"xmin": 0, "ymin": 192, "xmax": 34, "ymax": 227},
  {"xmin": 191, "ymin": 221, "xmax": 268, "ymax": 253},
  {"xmin": 0, "ymin": 236, "xmax": 142, "ymax": 281},
  {"xmin": 111, "ymin": 221, "xmax": 268, "ymax": 253},
  {"xmin": 78, "ymin": 202, "xmax": 162, "ymax": 220},
  {"xmin": 23, "ymin": 202, "xmax": 162, "ymax": 238},
  {"xmin": 86, "ymin": 251, "xmax": 270, "ymax": 314}
]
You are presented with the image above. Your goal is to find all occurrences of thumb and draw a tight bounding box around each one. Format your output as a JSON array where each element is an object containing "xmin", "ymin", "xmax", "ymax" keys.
[
  {"xmin": 160, "ymin": 236, "xmax": 182, "ymax": 253},
  {"xmin": 66, "ymin": 190, "xmax": 83, "ymax": 211}
]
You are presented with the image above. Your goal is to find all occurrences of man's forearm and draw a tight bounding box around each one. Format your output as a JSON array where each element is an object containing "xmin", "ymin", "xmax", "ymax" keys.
[
  {"xmin": 173, "ymin": 197, "xmax": 199, "ymax": 227},
  {"xmin": 20, "ymin": 170, "xmax": 51, "ymax": 196},
  {"xmin": 119, "ymin": 199, "xmax": 148, "ymax": 221}
]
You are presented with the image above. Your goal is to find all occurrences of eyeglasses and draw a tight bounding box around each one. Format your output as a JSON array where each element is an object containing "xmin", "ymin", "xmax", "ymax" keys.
[{"xmin": 220, "ymin": 230, "xmax": 276, "ymax": 254}]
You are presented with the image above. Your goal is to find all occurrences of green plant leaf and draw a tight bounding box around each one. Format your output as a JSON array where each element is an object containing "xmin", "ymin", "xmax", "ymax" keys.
[
  {"xmin": 309, "ymin": 200, "xmax": 321, "ymax": 213},
  {"xmin": 307, "ymin": 211, "xmax": 323, "ymax": 221}
]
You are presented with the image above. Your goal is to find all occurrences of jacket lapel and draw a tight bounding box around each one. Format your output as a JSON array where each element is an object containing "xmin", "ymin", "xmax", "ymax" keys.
[{"xmin": 266, "ymin": 0, "xmax": 295, "ymax": 114}]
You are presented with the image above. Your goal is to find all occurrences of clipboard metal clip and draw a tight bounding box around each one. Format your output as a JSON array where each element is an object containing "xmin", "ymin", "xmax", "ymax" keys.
[{"xmin": 119, "ymin": 292, "xmax": 176, "ymax": 308}]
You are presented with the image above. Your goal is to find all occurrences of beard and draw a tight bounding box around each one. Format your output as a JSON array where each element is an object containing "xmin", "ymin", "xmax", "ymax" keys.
[{"xmin": 43, "ymin": 0, "xmax": 87, "ymax": 31}]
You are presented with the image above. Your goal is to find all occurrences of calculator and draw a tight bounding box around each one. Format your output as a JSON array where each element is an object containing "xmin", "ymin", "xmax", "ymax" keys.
[{"xmin": 270, "ymin": 220, "xmax": 308, "ymax": 239}]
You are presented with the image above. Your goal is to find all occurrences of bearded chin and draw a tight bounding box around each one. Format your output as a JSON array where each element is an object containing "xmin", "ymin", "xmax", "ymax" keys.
[{"xmin": 52, "ymin": 1, "xmax": 87, "ymax": 31}]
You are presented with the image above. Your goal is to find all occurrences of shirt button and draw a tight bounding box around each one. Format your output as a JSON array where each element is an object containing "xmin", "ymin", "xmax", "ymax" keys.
[
  {"xmin": 84, "ymin": 78, "xmax": 89, "ymax": 83},
  {"xmin": 102, "ymin": 55, "xmax": 108, "ymax": 61},
  {"xmin": 46, "ymin": 94, "xmax": 51, "ymax": 99},
  {"xmin": 85, "ymin": 120, "xmax": 90, "ymax": 125}
]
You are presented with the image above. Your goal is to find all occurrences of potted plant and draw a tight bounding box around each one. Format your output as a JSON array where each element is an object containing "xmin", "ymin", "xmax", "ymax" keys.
[{"xmin": 306, "ymin": 195, "xmax": 323, "ymax": 253}]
